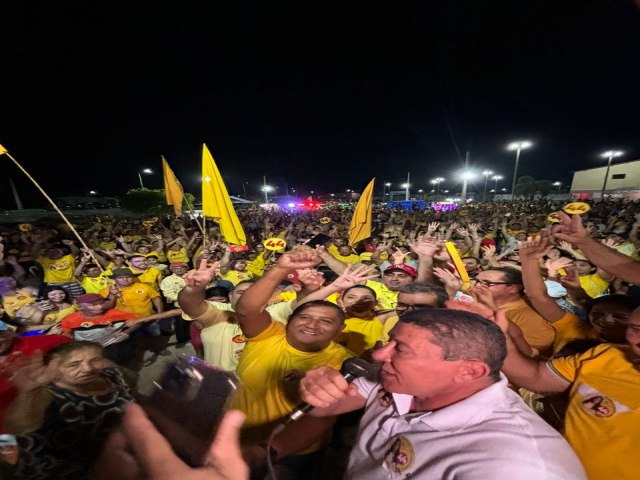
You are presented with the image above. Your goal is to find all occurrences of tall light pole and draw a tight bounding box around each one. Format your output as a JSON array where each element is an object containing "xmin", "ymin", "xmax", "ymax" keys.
[
  {"xmin": 460, "ymin": 171, "xmax": 475, "ymax": 201},
  {"xmin": 600, "ymin": 150, "xmax": 623, "ymax": 200},
  {"xmin": 383, "ymin": 182, "xmax": 391, "ymax": 199},
  {"xmin": 482, "ymin": 170, "xmax": 493, "ymax": 202},
  {"xmin": 492, "ymin": 175, "xmax": 503, "ymax": 193},
  {"xmin": 138, "ymin": 168, "xmax": 153, "ymax": 188},
  {"xmin": 553, "ymin": 181, "xmax": 562, "ymax": 192},
  {"xmin": 402, "ymin": 172, "xmax": 411, "ymax": 201},
  {"xmin": 507, "ymin": 141, "xmax": 533, "ymax": 199},
  {"xmin": 261, "ymin": 175, "xmax": 274, "ymax": 204},
  {"xmin": 430, "ymin": 177, "xmax": 444, "ymax": 202}
]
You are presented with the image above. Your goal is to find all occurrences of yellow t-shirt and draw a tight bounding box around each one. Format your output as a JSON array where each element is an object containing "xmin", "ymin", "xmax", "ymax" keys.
[
  {"xmin": 99, "ymin": 282, "xmax": 159, "ymax": 317},
  {"xmin": 336, "ymin": 316, "xmax": 384, "ymax": 355},
  {"xmin": 365, "ymin": 280, "xmax": 398, "ymax": 310},
  {"xmin": 219, "ymin": 270, "xmax": 254, "ymax": 286},
  {"xmin": 246, "ymin": 256, "xmax": 266, "ymax": 278},
  {"xmin": 501, "ymin": 298, "xmax": 556, "ymax": 350},
  {"xmin": 166, "ymin": 248, "xmax": 189, "ymax": 264},
  {"xmin": 551, "ymin": 311, "xmax": 597, "ymax": 352},
  {"xmin": 234, "ymin": 321, "xmax": 351, "ymax": 451},
  {"xmin": 382, "ymin": 315, "xmax": 400, "ymax": 343},
  {"xmin": 548, "ymin": 344, "xmax": 640, "ymax": 480},
  {"xmin": 332, "ymin": 253, "xmax": 361, "ymax": 264},
  {"xmin": 43, "ymin": 305, "xmax": 77, "ymax": 325},
  {"xmin": 579, "ymin": 273, "xmax": 609, "ymax": 299},
  {"xmin": 1, "ymin": 289, "xmax": 37, "ymax": 318},
  {"xmin": 38, "ymin": 254, "xmax": 76, "ymax": 283},
  {"xmin": 80, "ymin": 274, "xmax": 111, "ymax": 294},
  {"xmin": 129, "ymin": 267, "xmax": 163, "ymax": 293}
]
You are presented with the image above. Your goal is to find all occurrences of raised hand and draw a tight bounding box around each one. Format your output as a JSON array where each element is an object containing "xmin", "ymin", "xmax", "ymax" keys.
[
  {"xmin": 4, "ymin": 351, "xmax": 61, "ymax": 393},
  {"xmin": 275, "ymin": 251, "xmax": 321, "ymax": 271},
  {"xmin": 330, "ymin": 264, "xmax": 378, "ymax": 290},
  {"xmin": 183, "ymin": 259, "xmax": 221, "ymax": 288},
  {"xmin": 518, "ymin": 236, "xmax": 551, "ymax": 261},
  {"xmin": 390, "ymin": 248, "xmax": 410, "ymax": 265},
  {"xmin": 601, "ymin": 238, "xmax": 620, "ymax": 248},
  {"xmin": 427, "ymin": 222, "xmax": 440, "ymax": 232},
  {"xmin": 434, "ymin": 265, "xmax": 462, "ymax": 295},
  {"xmin": 545, "ymin": 257, "xmax": 573, "ymax": 272},
  {"xmin": 410, "ymin": 235, "xmax": 442, "ymax": 258},
  {"xmin": 470, "ymin": 283, "xmax": 499, "ymax": 312},
  {"xmin": 481, "ymin": 244, "xmax": 496, "ymax": 259},
  {"xmin": 551, "ymin": 213, "xmax": 590, "ymax": 246},
  {"xmin": 455, "ymin": 227, "xmax": 470, "ymax": 238},
  {"xmin": 297, "ymin": 268, "xmax": 325, "ymax": 291}
]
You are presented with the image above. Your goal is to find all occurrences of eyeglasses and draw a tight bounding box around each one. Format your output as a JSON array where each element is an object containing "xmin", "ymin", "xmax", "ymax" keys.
[
  {"xmin": 395, "ymin": 303, "xmax": 435, "ymax": 313},
  {"xmin": 475, "ymin": 279, "xmax": 521, "ymax": 287}
]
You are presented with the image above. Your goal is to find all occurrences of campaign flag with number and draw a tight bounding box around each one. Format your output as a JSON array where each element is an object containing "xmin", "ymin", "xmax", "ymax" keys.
[
  {"xmin": 349, "ymin": 177, "xmax": 375, "ymax": 246},
  {"xmin": 201, "ymin": 144, "xmax": 246, "ymax": 245},
  {"xmin": 162, "ymin": 156, "xmax": 184, "ymax": 215}
]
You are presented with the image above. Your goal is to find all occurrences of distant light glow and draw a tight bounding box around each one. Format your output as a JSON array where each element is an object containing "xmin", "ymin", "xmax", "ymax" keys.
[
  {"xmin": 142, "ymin": 168, "xmax": 153, "ymax": 174},
  {"xmin": 482, "ymin": 170, "xmax": 493, "ymax": 176},
  {"xmin": 401, "ymin": 183, "xmax": 410, "ymax": 188},
  {"xmin": 460, "ymin": 171, "xmax": 475, "ymax": 180},
  {"xmin": 601, "ymin": 150, "xmax": 623, "ymax": 159},
  {"xmin": 491, "ymin": 175, "xmax": 503, "ymax": 181},
  {"xmin": 287, "ymin": 202, "xmax": 295, "ymax": 208},
  {"xmin": 261, "ymin": 185, "xmax": 274, "ymax": 192},
  {"xmin": 202, "ymin": 176, "xmax": 211, "ymax": 182},
  {"xmin": 507, "ymin": 141, "xmax": 533, "ymax": 151}
]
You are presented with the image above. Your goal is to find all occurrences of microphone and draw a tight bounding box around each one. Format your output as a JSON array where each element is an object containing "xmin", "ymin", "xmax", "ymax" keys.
[{"xmin": 283, "ymin": 357, "xmax": 379, "ymax": 426}]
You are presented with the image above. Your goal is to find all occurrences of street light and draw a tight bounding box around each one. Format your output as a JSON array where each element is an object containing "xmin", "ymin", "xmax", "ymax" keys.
[
  {"xmin": 261, "ymin": 184, "xmax": 274, "ymax": 203},
  {"xmin": 507, "ymin": 140, "xmax": 533, "ymax": 199},
  {"xmin": 553, "ymin": 181, "xmax": 563, "ymax": 191},
  {"xmin": 491, "ymin": 175, "xmax": 503, "ymax": 193},
  {"xmin": 600, "ymin": 150, "xmax": 624, "ymax": 200},
  {"xmin": 138, "ymin": 168, "xmax": 153, "ymax": 188},
  {"xmin": 482, "ymin": 170, "xmax": 493, "ymax": 202},
  {"xmin": 430, "ymin": 177, "xmax": 445, "ymax": 201},
  {"xmin": 460, "ymin": 171, "xmax": 475, "ymax": 201},
  {"xmin": 89, "ymin": 190, "xmax": 97, "ymax": 195}
]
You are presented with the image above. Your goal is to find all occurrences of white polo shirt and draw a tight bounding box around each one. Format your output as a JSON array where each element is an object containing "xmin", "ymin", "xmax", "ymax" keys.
[{"xmin": 346, "ymin": 376, "xmax": 586, "ymax": 480}]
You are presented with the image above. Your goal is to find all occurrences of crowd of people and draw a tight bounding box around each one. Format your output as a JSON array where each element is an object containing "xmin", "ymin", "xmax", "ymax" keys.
[{"xmin": 0, "ymin": 197, "xmax": 639, "ymax": 479}]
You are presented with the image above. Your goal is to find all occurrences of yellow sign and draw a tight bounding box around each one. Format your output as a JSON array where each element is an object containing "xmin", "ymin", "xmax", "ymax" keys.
[
  {"xmin": 547, "ymin": 212, "xmax": 562, "ymax": 223},
  {"xmin": 563, "ymin": 202, "xmax": 591, "ymax": 215},
  {"xmin": 263, "ymin": 237, "xmax": 287, "ymax": 251},
  {"xmin": 320, "ymin": 217, "xmax": 331, "ymax": 224}
]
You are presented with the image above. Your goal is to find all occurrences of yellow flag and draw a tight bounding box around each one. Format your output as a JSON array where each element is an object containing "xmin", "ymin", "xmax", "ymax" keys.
[
  {"xmin": 0, "ymin": 144, "xmax": 7, "ymax": 155},
  {"xmin": 201, "ymin": 144, "xmax": 247, "ymax": 245},
  {"xmin": 349, "ymin": 178, "xmax": 375, "ymax": 246},
  {"xmin": 162, "ymin": 156, "xmax": 184, "ymax": 215}
]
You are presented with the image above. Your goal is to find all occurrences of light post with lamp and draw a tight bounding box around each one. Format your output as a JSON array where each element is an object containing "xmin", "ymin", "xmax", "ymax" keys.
[
  {"xmin": 507, "ymin": 141, "xmax": 533, "ymax": 200},
  {"xmin": 600, "ymin": 150, "xmax": 623, "ymax": 200},
  {"xmin": 138, "ymin": 168, "xmax": 153, "ymax": 188},
  {"xmin": 482, "ymin": 170, "xmax": 493, "ymax": 201},
  {"xmin": 492, "ymin": 175, "xmax": 503, "ymax": 194},
  {"xmin": 261, "ymin": 175, "xmax": 274, "ymax": 204},
  {"xmin": 430, "ymin": 177, "xmax": 444, "ymax": 202}
]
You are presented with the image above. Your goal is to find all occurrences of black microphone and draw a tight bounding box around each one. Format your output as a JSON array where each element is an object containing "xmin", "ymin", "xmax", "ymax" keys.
[{"xmin": 282, "ymin": 357, "xmax": 379, "ymax": 426}]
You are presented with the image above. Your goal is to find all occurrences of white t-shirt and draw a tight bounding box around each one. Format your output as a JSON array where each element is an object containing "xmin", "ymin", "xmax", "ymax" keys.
[{"xmin": 347, "ymin": 376, "xmax": 586, "ymax": 480}]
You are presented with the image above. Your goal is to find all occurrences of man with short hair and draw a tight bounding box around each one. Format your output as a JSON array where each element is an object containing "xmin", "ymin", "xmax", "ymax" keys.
[
  {"xmin": 474, "ymin": 267, "xmax": 555, "ymax": 353},
  {"xmin": 100, "ymin": 268, "xmax": 163, "ymax": 318},
  {"xmin": 126, "ymin": 255, "xmax": 163, "ymax": 293},
  {"xmin": 300, "ymin": 308, "xmax": 586, "ymax": 479}
]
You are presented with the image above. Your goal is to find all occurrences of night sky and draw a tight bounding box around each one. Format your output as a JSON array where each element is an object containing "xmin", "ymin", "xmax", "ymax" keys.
[{"xmin": 1, "ymin": 1, "xmax": 639, "ymax": 208}]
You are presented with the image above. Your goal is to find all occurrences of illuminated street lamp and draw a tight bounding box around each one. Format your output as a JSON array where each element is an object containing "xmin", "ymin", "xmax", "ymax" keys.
[
  {"xmin": 430, "ymin": 177, "xmax": 445, "ymax": 201},
  {"xmin": 138, "ymin": 168, "xmax": 153, "ymax": 188},
  {"xmin": 507, "ymin": 141, "xmax": 533, "ymax": 199},
  {"xmin": 492, "ymin": 175, "xmax": 503, "ymax": 193},
  {"xmin": 261, "ymin": 175, "xmax": 274, "ymax": 203},
  {"xmin": 553, "ymin": 181, "xmax": 563, "ymax": 191},
  {"xmin": 600, "ymin": 150, "xmax": 624, "ymax": 200},
  {"xmin": 460, "ymin": 171, "xmax": 475, "ymax": 201},
  {"xmin": 481, "ymin": 170, "xmax": 493, "ymax": 202}
]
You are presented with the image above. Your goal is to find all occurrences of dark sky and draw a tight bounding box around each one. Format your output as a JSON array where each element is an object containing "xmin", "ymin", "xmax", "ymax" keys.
[{"xmin": 1, "ymin": 1, "xmax": 639, "ymax": 207}]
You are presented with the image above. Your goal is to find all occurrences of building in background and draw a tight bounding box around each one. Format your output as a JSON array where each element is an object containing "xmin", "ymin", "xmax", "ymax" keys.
[{"xmin": 571, "ymin": 159, "xmax": 640, "ymax": 200}]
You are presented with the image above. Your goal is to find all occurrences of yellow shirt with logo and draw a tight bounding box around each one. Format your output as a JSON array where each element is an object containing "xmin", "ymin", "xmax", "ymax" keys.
[
  {"xmin": 99, "ymin": 282, "xmax": 159, "ymax": 317},
  {"xmin": 336, "ymin": 316, "xmax": 384, "ymax": 355},
  {"xmin": 38, "ymin": 254, "xmax": 76, "ymax": 283},
  {"xmin": 1, "ymin": 289, "xmax": 37, "ymax": 318},
  {"xmin": 233, "ymin": 321, "xmax": 351, "ymax": 451},
  {"xmin": 166, "ymin": 248, "xmax": 189, "ymax": 264},
  {"xmin": 547, "ymin": 344, "xmax": 640, "ymax": 480},
  {"xmin": 129, "ymin": 267, "xmax": 163, "ymax": 293},
  {"xmin": 246, "ymin": 255, "xmax": 266, "ymax": 278},
  {"xmin": 80, "ymin": 274, "xmax": 111, "ymax": 294},
  {"xmin": 43, "ymin": 305, "xmax": 77, "ymax": 325},
  {"xmin": 219, "ymin": 269, "xmax": 254, "ymax": 286},
  {"xmin": 365, "ymin": 280, "xmax": 398, "ymax": 310}
]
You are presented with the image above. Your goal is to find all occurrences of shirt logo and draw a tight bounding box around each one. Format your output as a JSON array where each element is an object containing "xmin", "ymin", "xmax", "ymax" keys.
[
  {"xmin": 577, "ymin": 383, "xmax": 631, "ymax": 418},
  {"xmin": 231, "ymin": 334, "xmax": 246, "ymax": 344},
  {"xmin": 376, "ymin": 388, "xmax": 394, "ymax": 408},
  {"xmin": 384, "ymin": 436, "xmax": 415, "ymax": 474}
]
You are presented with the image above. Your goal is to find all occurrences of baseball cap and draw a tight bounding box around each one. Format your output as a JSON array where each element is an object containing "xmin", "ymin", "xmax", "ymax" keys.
[
  {"xmin": 384, "ymin": 264, "xmax": 417, "ymax": 277},
  {"xmin": 75, "ymin": 293, "xmax": 105, "ymax": 304}
]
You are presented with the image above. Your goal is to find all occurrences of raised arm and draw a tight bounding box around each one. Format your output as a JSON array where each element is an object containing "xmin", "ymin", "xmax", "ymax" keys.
[
  {"xmin": 235, "ymin": 251, "xmax": 321, "ymax": 338},
  {"xmin": 177, "ymin": 260, "xmax": 220, "ymax": 318},
  {"xmin": 552, "ymin": 213, "xmax": 640, "ymax": 283},
  {"xmin": 315, "ymin": 245, "xmax": 348, "ymax": 274}
]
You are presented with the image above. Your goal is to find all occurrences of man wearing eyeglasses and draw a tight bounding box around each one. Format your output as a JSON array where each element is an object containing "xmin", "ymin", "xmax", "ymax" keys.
[{"xmin": 473, "ymin": 267, "xmax": 555, "ymax": 355}]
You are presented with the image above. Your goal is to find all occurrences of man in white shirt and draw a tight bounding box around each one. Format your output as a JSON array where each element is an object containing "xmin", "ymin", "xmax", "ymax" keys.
[{"xmin": 300, "ymin": 308, "xmax": 586, "ymax": 479}]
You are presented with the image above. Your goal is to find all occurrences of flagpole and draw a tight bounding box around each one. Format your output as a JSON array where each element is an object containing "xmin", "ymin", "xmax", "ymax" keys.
[{"xmin": 0, "ymin": 148, "xmax": 105, "ymax": 272}]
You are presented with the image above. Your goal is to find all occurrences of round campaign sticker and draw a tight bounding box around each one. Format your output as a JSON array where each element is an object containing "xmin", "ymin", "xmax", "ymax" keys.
[
  {"xmin": 18, "ymin": 223, "xmax": 33, "ymax": 232},
  {"xmin": 320, "ymin": 217, "xmax": 331, "ymax": 224},
  {"xmin": 563, "ymin": 202, "xmax": 591, "ymax": 215},
  {"xmin": 263, "ymin": 237, "xmax": 287, "ymax": 250},
  {"xmin": 547, "ymin": 212, "xmax": 562, "ymax": 223}
]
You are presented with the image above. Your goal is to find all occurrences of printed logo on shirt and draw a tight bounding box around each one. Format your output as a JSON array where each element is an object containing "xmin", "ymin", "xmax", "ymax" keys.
[
  {"xmin": 577, "ymin": 383, "xmax": 631, "ymax": 418},
  {"xmin": 136, "ymin": 288, "xmax": 145, "ymax": 295},
  {"xmin": 384, "ymin": 436, "xmax": 415, "ymax": 474},
  {"xmin": 231, "ymin": 334, "xmax": 246, "ymax": 344},
  {"xmin": 49, "ymin": 260, "xmax": 70, "ymax": 271}
]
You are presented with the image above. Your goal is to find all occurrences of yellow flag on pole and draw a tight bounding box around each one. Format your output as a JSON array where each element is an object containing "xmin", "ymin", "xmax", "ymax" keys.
[
  {"xmin": 349, "ymin": 178, "xmax": 375, "ymax": 246},
  {"xmin": 201, "ymin": 144, "xmax": 246, "ymax": 245},
  {"xmin": 0, "ymin": 144, "xmax": 7, "ymax": 155},
  {"xmin": 162, "ymin": 156, "xmax": 184, "ymax": 215}
]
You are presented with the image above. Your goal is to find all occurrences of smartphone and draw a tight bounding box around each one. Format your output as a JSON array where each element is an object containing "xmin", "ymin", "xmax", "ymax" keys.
[
  {"xmin": 229, "ymin": 245, "xmax": 250, "ymax": 252},
  {"xmin": 137, "ymin": 356, "xmax": 240, "ymax": 466},
  {"xmin": 306, "ymin": 233, "xmax": 332, "ymax": 248}
]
